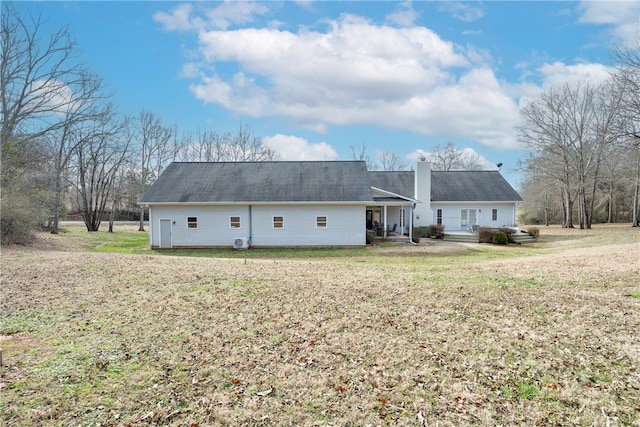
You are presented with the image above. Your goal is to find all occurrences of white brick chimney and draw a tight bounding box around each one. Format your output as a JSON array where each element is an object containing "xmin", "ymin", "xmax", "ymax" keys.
[{"xmin": 413, "ymin": 158, "xmax": 433, "ymax": 227}]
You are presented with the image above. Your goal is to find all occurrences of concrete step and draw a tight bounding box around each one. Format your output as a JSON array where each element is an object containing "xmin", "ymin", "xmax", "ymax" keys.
[
  {"xmin": 512, "ymin": 234, "xmax": 536, "ymax": 243},
  {"xmin": 443, "ymin": 232, "xmax": 537, "ymax": 244},
  {"xmin": 443, "ymin": 233, "xmax": 478, "ymax": 243}
]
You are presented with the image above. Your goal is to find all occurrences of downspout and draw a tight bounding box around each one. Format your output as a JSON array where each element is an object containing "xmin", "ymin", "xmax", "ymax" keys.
[{"xmin": 248, "ymin": 205, "xmax": 253, "ymax": 246}]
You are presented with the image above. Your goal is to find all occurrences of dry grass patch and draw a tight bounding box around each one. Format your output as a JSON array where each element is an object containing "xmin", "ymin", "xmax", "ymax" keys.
[{"xmin": 1, "ymin": 225, "xmax": 639, "ymax": 426}]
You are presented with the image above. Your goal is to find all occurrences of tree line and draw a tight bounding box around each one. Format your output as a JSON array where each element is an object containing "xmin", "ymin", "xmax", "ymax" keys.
[
  {"xmin": 518, "ymin": 47, "xmax": 640, "ymax": 228},
  {"xmin": 0, "ymin": 4, "xmax": 282, "ymax": 243},
  {"xmin": 1, "ymin": 4, "xmax": 491, "ymax": 244},
  {"xmin": 4, "ymin": 3, "xmax": 638, "ymax": 244}
]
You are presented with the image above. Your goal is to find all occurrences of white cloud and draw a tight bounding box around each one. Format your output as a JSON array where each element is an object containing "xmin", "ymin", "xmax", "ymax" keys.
[
  {"xmin": 386, "ymin": 1, "xmax": 419, "ymax": 27},
  {"xmin": 204, "ymin": 1, "xmax": 270, "ymax": 30},
  {"xmin": 438, "ymin": 1, "xmax": 485, "ymax": 22},
  {"xmin": 159, "ymin": 5, "xmax": 530, "ymax": 150},
  {"xmin": 263, "ymin": 134, "xmax": 338, "ymax": 160},
  {"xmin": 29, "ymin": 79, "xmax": 75, "ymax": 116},
  {"xmin": 577, "ymin": 0, "xmax": 640, "ymax": 45},
  {"xmin": 539, "ymin": 61, "xmax": 613, "ymax": 88},
  {"xmin": 154, "ymin": 1, "xmax": 269, "ymax": 31},
  {"xmin": 154, "ymin": 4, "xmax": 198, "ymax": 32}
]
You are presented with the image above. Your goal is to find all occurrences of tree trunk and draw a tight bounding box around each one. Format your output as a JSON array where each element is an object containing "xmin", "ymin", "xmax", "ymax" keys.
[
  {"xmin": 633, "ymin": 160, "xmax": 640, "ymax": 227},
  {"xmin": 607, "ymin": 182, "xmax": 614, "ymax": 223},
  {"xmin": 108, "ymin": 205, "xmax": 115, "ymax": 233},
  {"xmin": 51, "ymin": 179, "xmax": 61, "ymax": 234},
  {"xmin": 544, "ymin": 207, "xmax": 549, "ymax": 226},
  {"xmin": 561, "ymin": 187, "xmax": 574, "ymax": 228},
  {"xmin": 138, "ymin": 205, "xmax": 145, "ymax": 231}
]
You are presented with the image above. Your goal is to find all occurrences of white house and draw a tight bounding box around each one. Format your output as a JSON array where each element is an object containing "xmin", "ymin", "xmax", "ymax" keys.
[{"xmin": 139, "ymin": 159, "xmax": 522, "ymax": 248}]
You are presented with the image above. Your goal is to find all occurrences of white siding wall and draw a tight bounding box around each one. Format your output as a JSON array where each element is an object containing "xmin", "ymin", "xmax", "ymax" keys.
[
  {"xmin": 251, "ymin": 204, "xmax": 365, "ymax": 247},
  {"xmin": 431, "ymin": 202, "xmax": 517, "ymax": 231},
  {"xmin": 147, "ymin": 203, "xmax": 366, "ymax": 248},
  {"xmin": 148, "ymin": 205, "xmax": 250, "ymax": 248}
]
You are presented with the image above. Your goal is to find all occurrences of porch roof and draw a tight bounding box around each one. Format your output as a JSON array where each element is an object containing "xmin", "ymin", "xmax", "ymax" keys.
[{"xmin": 371, "ymin": 196, "xmax": 414, "ymax": 205}]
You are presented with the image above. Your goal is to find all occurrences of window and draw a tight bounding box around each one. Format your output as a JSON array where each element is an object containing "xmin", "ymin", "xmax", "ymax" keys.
[
  {"xmin": 316, "ymin": 216, "xmax": 327, "ymax": 229},
  {"xmin": 230, "ymin": 216, "xmax": 241, "ymax": 228},
  {"xmin": 492, "ymin": 209, "xmax": 498, "ymax": 221},
  {"xmin": 436, "ymin": 209, "xmax": 442, "ymax": 225},
  {"xmin": 187, "ymin": 216, "xmax": 198, "ymax": 229},
  {"xmin": 273, "ymin": 216, "xmax": 284, "ymax": 229}
]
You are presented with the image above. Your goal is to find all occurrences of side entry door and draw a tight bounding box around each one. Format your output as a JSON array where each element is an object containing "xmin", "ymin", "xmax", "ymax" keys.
[{"xmin": 159, "ymin": 218, "xmax": 172, "ymax": 248}]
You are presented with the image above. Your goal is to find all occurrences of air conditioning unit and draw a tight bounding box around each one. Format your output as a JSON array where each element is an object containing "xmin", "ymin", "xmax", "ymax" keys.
[{"xmin": 233, "ymin": 237, "xmax": 250, "ymax": 250}]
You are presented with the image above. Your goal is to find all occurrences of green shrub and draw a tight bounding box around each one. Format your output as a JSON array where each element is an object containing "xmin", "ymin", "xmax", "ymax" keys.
[
  {"xmin": 478, "ymin": 227, "xmax": 493, "ymax": 243},
  {"xmin": 420, "ymin": 226, "xmax": 431, "ymax": 237},
  {"xmin": 1, "ymin": 190, "xmax": 45, "ymax": 245},
  {"xmin": 527, "ymin": 227, "xmax": 540, "ymax": 239},
  {"xmin": 366, "ymin": 232, "xmax": 375, "ymax": 245},
  {"xmin": 498, "ymin": 227, "xmax": 517, "ymax": 243},
  {"xmin": 492, "ymin": 231, "xmax": 508, "ymax": 245}
]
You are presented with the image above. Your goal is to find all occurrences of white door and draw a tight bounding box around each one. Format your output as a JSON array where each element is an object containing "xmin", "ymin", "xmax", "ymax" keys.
[
  {"xmin": 159, "ymin": 219, "xmax": 172, "ymax": 248},
  {"xmin": 461, "ymin": 209, "xmax": 477, "ymax": 230}
]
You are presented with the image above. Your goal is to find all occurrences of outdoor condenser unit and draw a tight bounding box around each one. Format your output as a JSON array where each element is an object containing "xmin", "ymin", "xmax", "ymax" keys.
[{"xmin": 233, "ymin": 237, "xmax": 250, "ymax": 250}]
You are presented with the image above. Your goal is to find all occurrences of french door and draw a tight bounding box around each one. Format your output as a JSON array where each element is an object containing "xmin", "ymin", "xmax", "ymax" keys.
[{"xmin": 461, "ymin": 209, "xmax": 477, "ymax": 230}]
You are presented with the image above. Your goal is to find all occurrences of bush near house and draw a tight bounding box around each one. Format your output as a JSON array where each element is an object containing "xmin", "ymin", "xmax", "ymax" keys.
[
  {"xmin": 412, "ymin": 226, "xmax": 444, "ymax": 239},
  {"xmin": 429, "ymin": 224, "xmax": 444, "ymax": 239},
  {"xmin": 478, "ymin": 227, "xmax": 493, "ymax": 243},
  {"xmin": 366, "ymin": 232, "xmax": 376, "ymax": 245},
  {"xmin": 411, "ymin": 227, "xmax": 423, "ymax": 240},
  {"xmin": 498, "ymin": 227, "xmax": 517, "ymax": 243},
  {"xmin": 492, "ymin": 231, "xmax": 508, "ymax": 245}
]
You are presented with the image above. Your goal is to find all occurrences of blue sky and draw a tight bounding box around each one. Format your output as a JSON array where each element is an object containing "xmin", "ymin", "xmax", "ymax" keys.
[{"xmin": 13, "ymin": 1, "xmax": 638, "ymax": 187}]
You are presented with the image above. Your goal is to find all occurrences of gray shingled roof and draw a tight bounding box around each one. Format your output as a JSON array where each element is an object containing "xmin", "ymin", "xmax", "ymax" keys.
[
  {"xmin": 369, "ymin": 170, "xmax": 522, "ymax": 202},
  {"xmin": 369, "ymin": 171, "xmax": 414, "ymax": 198},
  {"xmin": 430, "ymin": 171, "xmax": 523, "ymax": 202},
  {"xmin": 139, "ymin": 161, "xmax": 373, "ymax": 203}
]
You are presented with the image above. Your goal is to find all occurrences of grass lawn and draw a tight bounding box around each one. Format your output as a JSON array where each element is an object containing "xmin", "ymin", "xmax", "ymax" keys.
[{"xmin": 1, "ymin": 224, "xmax": 639, "ymax": 426}]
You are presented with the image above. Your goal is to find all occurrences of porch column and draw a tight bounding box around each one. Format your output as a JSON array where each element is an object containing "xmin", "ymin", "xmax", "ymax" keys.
[
  {"xmin": 383, "ymin": 205, "xmax": 388, "ymax": 238},
  {"xmin": 409, "ymin": 205, "xmax": 414, "ymax": 242}
]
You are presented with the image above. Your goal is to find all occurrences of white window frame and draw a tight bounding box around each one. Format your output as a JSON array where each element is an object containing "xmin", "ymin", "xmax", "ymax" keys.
[
  {"xmin": 187, "ymin": 216, "xmax": 198, "ymax": 229},
  {"xmin": 492, "ymin": 209, "xmax": 498, "ymax": 221},
  {"xmin": 230, "ymin": 216, "xmax": 241, "ymax": 229},
  {"xmin": 273, "ymin": 216, "xmax": 284, "ymax": 229}
]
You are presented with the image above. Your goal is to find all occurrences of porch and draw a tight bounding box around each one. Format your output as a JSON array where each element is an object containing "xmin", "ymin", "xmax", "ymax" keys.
[{"xmin": 366, "ymin": 195, "xmax": 415, "ymax": 240}]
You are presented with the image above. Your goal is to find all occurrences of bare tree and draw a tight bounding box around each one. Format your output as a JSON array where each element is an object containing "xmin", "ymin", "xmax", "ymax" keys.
[
  {"xmin": 519, "ymin": 84, "xmax": 586, "ymax": 228},
  {"xmin": 518, "ymin": 159, "xmax": 563, "ymax": 226},
  {"xmin": 613, "ymin": 43, "xmax": 640, "ymax": 226},
  {"xmin": 1, "ymin": 2, "xmax": 83, "ymax": 145},
  {"xmin": 172, "ymin": 124, "xmax": 277, "ymax": 162},
  {"xmin": 0, "ymin": 2, "xmax": 95, "ymax": 241},
  {"xmin": 204, "ymin": 124, "xmax": 276, "ymax": 161},
  {"xmin": 44, "ymin": 71, "xmax": 111, "ymax": 233},
  {"xmin": 426, "ymin": 141, "xmax": 483, "ymax": 171},
  {"xmin": 377, "ymin": 151, "xmax": 409, "ymax": 171},
  {"xmin": 130, "ymin": 111, "xmax": 173, "ymax": 231},
  {"xmin": 350, "ymin": 143, "xmax": 378, "ymax": 170},
  {"xmin": 71, "ymin": 106, "xmax": 129, "ymax": 232}
]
